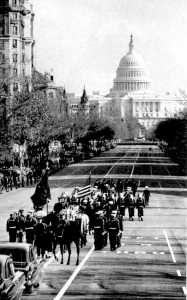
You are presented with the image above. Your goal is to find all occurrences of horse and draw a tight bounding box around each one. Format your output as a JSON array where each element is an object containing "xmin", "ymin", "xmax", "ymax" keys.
[{"xmin": 53, "ymin": 214, "xmax": 82, "ymax": 265}]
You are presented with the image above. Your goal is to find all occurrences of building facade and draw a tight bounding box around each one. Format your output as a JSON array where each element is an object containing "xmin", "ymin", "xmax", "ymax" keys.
[
  {"xmin": 0, "ymin": 0, "xmax": 34, "ymax": 95},
  {"xmin": 67, "ymin": 89, "xmax": 99, "ymax": 118},
  {"xmin": 99, "ymin": 35, "xmax": 187, "ymax": 138}
]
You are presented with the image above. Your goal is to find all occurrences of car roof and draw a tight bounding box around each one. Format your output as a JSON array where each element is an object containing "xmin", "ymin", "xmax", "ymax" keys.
[{"xmin": 0, "ymin": 242, "xmax": 31, "ymax": 251}]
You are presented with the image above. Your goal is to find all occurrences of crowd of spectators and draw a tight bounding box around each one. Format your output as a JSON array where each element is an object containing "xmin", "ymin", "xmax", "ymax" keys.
[{"xmin": 0, "ymin": 139, "xmax": 117, "ymax": 194}]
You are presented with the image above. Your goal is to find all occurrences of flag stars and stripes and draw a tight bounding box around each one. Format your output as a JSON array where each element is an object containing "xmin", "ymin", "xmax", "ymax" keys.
[{"xmin": 76, "ymin": 185, "xmax": 92, "ymax": 198}]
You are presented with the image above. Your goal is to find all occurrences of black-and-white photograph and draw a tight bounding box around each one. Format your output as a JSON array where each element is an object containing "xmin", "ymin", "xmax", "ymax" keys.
[{"xmin": 0, "ymin": 0, "xmax": 186, "ymax": 299}]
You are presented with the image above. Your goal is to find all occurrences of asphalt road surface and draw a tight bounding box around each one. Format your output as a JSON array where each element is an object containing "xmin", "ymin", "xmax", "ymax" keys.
[{"xmin": 0, "ymin": 144, "xmax": 186, "ymax": 299}]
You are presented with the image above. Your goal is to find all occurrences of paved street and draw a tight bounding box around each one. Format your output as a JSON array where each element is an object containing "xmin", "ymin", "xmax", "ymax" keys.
[{"xmin": 0, "ymin": 144, "xmax": 186, "ymax": 299}]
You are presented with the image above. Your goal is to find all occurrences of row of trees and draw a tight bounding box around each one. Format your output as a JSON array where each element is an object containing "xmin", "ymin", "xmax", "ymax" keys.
[
  {"xmin": 0, "ymin": 71, "xmax": 116, "ymax": 168},
  {"xmin": 154, "ymin": 112, "xmax": 187, "ymax": 175}
]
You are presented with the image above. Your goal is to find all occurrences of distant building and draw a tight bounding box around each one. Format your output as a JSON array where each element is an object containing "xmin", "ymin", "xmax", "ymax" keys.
[
  {"xmin": 0, "ymin": 0, "xmax": 34, "ymax": 95},
  {"xmin": 68, "ymin": 88, "xmax": 99, "ymax": 118},
  {"xmin": 44, "ymin": 72, "xmax": 68, "ymax": 119},
  {"xmin": 99, "ymin": 35, "xmax": 187, "ymax": 138}
]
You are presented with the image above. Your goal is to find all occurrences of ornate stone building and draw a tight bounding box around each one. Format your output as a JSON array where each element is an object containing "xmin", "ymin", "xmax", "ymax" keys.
[
  {"xmin": 0, "ymin": 0, "xmax": 34, "ymax": 94},
  {"xmin": 99, "ymin": 35, "xmax": 187, "ymax": 138},
  {"xmin": 68, "ymin": 88, "xmax": 99, "ymax": 118}
]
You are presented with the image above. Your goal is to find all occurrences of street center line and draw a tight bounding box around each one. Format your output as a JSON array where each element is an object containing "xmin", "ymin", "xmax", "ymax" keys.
[
  {"xmin": 104, "ymin": 152, "xmax": 127, "ymax": 177},
  {"xmin": 163, "ymin": 230, "xmax": 176, "ymax": 263},
  {"xmin": 130, "ymin": 151, "xmax": 139, "ymax": 177},
  {"xmin": 53, "ymin": 246, "xmax": 94, "ymax": 300},
  {"xmin": 176, "ymin": 270, "xmax": 181, "ymax": 277}
]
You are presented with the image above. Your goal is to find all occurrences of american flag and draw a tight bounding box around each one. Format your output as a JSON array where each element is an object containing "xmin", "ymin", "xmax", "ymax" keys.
[{"xmin": 77, "ymin": 185, "xmax": 92, "ymax": 198}]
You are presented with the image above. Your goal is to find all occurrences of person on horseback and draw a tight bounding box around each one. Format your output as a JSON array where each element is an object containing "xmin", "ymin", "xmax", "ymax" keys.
[{"xmin": 52, "ymin": 208, "xmax": 82, "ymax": 265}]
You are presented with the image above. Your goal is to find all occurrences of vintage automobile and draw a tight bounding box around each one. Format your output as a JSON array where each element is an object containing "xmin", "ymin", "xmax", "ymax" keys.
[
  {"xmin": 0, "ymin": 243, "xmax": 42, "ymax": 293},
  {"xmin": 0, "ymin": 254, "xmax": 25, "ymax": 300}
]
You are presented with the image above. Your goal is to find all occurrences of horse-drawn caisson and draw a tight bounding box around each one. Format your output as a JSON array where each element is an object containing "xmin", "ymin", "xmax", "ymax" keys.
[{"xmin": 28, "ymin": 170, "xmax": 149, "ymax": 265}]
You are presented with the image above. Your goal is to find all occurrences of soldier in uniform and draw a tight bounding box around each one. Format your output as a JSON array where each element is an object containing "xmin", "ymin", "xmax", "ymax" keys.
[
  {"xmin": 16, "ymin": 209, "xmax": 25, "ymax": 242},
  {"xmin": 117, "ymin": 193, "xmax": 126, "ymax": 219},
  {"xmin": 34, "ymin": 217, "xmax": 47, "ymax": 259},
  {"xmin": 127, "ymin": 191, "xmax": 135, "ymax": 221},
  {"xmin": 78, "ymin": 206, "xmax": 89, "ymax": 248},
  {"xmin": 136, "ymin": 194, "xmax": 145, "ymax": 221},
  {"xmin": 6, "ymin": 213, "xmax": 17, "ymax": 242},
  {"xmin": 107, "ymin": 211, "xmax": 120, "ymax": 251},
  {"xmin": 143, "ymin": 186, "xmax": 151, "ymax": 206},
  {"xmin": 24, "ymin": 212, "xmax": 36, "ymax": 244},
  {"xmin": 93, "ymin": 211, "xmax": 106, "ymax": 250}
]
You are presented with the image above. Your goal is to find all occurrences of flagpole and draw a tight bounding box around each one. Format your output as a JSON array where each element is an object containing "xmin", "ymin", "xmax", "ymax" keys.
[{"xmin": 88, "ymin": 171, "xmax": 91, "ymax": 185}]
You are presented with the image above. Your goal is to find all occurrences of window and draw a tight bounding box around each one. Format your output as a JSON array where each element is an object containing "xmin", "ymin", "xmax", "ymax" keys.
[
  {"xmin": 49, "ymin": 92, "xmax": 54, "ymax": 99},
  {"xmin": 12, "ymin": 12, "xmax": 18, "ymax": 20},
  {"xmin": 13, "ymin": 82, "xmax": 18, "ymax": 91},
  {"xmin": 12, "ymin": 39, "xmax": 17, "ymax": 48},
  {"xmin": 12, "ymin": 0, "xmax": 18, "ymax": 6},
  {"xmin": 22, "ymin": 54, "xmax": 25, "ymax": 63},
  {"xmin": 0, "ymin": 40, "xmax": 4, "ymax": 50},
  {"xmin": 12, "ymin": 25, "xmax": 18, "ymax": 35},
  {"xmin": 0, "ymin": 52, "xmax": 5, "ymax": 63},
  {"xmin": 12, "ymin": 53, "xmax": 18, "ymax": 62},
  {"xmin": 13, "ymin": 68, "xmax": 18, "ymax": 76}
]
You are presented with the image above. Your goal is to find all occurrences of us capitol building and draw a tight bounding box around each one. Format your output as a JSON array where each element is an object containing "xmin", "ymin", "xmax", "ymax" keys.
[{"xmin": 69, "ymin": 35, "xmax": 187, "ymax": 138}]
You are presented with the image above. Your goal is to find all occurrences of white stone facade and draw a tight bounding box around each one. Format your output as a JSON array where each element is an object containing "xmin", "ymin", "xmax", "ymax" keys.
[{"xmin": 98, "ymin": 35, "xmax": 187, "ymax": 138}]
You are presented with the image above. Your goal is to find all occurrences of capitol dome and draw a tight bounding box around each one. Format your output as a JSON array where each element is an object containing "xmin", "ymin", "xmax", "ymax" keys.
[{"xmin": 111, "ymin": 35, "xmax": 151, "ymax": 94}]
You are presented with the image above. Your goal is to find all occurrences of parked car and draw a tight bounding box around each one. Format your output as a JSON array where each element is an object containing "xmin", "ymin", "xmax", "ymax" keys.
[
  {"xmin": 0, "ymin": 254, "xmax": 25, "ymax": 300},
  {"xmin": 0, "ymin": 243, "xmax": 42, "ymax": 294}
]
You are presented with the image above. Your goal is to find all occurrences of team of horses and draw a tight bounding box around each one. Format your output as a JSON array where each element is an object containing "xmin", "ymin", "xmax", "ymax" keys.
[{"xmin": 44, "ymin": 207, "xmax": 87, "ymax": 265}]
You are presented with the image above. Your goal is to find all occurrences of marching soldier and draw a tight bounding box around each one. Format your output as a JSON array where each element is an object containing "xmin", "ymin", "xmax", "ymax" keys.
[
  {"xmin": 78, "ymin": 206, "xmax": 89, "ymax": 248},
  {"xmin": 143, "ymin": 186, "xmax": 151, "ymax": 206},
  {"xmin": 127, "ymin": 191, "xmax": 135, "ymax": 221},
  {"xmin": 34, "ymin": 217, "xmax": 47, "ymax": 259},
  {"xmin": 107, "ymin": 211, "xmax": 120, "ymax": 251},
  {"xmin": 136, "ymin": 194, "xmax": 145, "ymax": 221},
  {"xmin": 25, "ymin": 212, "xmax": 36, "ymax": 244},
  {"xmin": 16, "ymin": 209, "xmax": 25, "ymax": 242},
  {"xmin": 6, "ymin": 213, "xmax": 17, "ymax": 242},
  {"xmin": 93, "ymin": 211, "xmax": 106, "ymax": 250},
  {"xmin": 117, "ymin": 193, "xmax": 126, "ymax": 219}
]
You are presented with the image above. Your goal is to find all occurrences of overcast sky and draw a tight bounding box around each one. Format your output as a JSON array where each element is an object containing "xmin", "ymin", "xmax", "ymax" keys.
[{"xmin": 32, "ymin": 0, "xmax": 187, "ymax": 95}]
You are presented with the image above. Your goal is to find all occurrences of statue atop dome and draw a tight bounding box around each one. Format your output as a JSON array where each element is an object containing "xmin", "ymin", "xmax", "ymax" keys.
[{"xmin": 128, "ymin": 34, "xmax": 134, "ymax": 54}]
